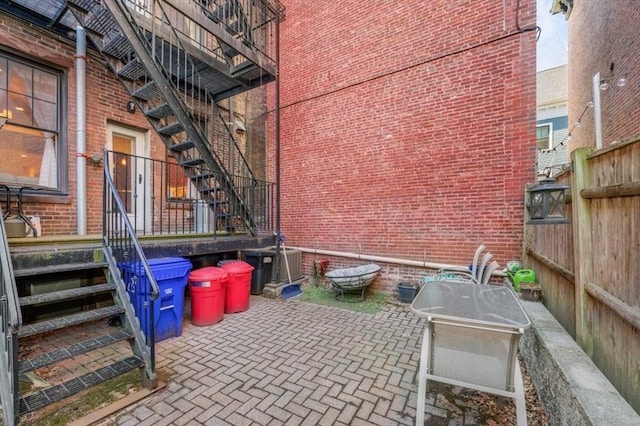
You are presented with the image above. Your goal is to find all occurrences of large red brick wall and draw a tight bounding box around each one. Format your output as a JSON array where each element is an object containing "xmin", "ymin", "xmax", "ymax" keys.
[
  {"xmin": 271, "ymin": 0, "xmax": 537, "ymax": 271},
  {"xmin": 566, "ymin": 1, "xmax": 640, "ymax": 150},
  {"xmin": 0, "ymin": 13, "xmax": 164, "ymax": 235}
]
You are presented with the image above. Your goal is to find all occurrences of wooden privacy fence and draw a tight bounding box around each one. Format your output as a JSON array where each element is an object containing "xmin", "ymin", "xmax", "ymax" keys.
[{"xmin": 524, "ymin": 136, "xmax": 640, "ymax": 414}]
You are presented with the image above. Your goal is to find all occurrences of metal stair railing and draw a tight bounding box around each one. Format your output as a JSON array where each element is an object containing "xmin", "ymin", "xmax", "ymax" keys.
[
  {"xmin": 0, "ymin": 205, "xmax": 22, "ymax": 426},
  {"xmin": 132, "ymin": 0, "xmax": 262, "ymax": 182},
  {"xmin": 101, "ymin": 0, "xmax": 261, "ymax": 232},
  {"xmin": 106, "ymin": 150, "xmax": 275, "ymax": 235},
  {"xmin": 103, "ymin": 153, "xmax": 158, "ymax": 388}
]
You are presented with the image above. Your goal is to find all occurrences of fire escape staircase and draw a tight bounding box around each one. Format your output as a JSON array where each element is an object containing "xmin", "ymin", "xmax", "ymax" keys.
[{"xmin": 65, "ymin": 0, "xmax": 282, "ymax": 236}]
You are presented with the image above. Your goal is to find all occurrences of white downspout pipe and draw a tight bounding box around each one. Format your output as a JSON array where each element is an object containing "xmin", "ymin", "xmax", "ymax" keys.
[
  {"xmin": 592, "ymin": 72, "xmax": 604, "ymax": 149},
  {"xmin": 76, "ymin": 26, "xmax": 87, "ymax": 235},
  {"xmin": 287, "ymin": 246, "xmax": 508, "ymax": 277}
]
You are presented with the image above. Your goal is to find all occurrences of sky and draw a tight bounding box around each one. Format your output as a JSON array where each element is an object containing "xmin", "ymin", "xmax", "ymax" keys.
[{"xmin": 536, "ymin": 0, "xmax": 568, "ymax": 71}]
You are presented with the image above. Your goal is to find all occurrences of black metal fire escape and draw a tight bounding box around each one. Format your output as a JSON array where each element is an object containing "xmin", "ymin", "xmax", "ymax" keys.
[{"xmin": 65, "ymin": 0, "xmax": 283, "ymax": 235}]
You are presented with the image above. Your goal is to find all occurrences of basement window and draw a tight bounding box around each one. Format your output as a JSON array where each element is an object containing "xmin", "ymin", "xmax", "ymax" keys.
[{"xmin": 0, "ymin": 53, "xmax": 65, "ymax": 191}]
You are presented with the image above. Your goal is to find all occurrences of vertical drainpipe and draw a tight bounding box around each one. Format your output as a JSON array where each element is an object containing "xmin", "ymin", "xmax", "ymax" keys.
[
  {"xmin": 274, "ymin": 14, "xmax": 282, "ymax": 282},
  {"xmin": 76, "ymin": 26, "xmax": 87, "ymax": 235},
  {"xmin": 592, "ymin": 73, "xmax": 603, "ymax": 149}
]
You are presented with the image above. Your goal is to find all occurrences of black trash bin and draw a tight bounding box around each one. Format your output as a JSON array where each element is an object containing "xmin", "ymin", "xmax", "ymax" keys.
[{"xmin": 242, "ymin": 249, "xmax": 274, "ymax": 295}]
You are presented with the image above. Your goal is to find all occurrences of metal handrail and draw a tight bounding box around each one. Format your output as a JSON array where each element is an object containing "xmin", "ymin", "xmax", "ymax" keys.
[
  {"xmin": 103, "ymin": 151, "xmax": 159, "ymax": 383},
  {"xmin": 106, "ymin": 150, "xmax": 274, "ymax": 236},
  {"xmin": 104, "ymin": 0, "xmax": 267, "ymax": 231},
  {"xmin": 0, "ymin": 204, "xmax": 22, "ymax": 426},
  {"xmin": 103, "ymin": 153, "xmax": 160, "ymax": 301}
]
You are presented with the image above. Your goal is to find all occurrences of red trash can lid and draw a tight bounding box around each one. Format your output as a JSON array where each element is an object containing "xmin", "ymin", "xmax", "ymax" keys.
[
  {"xmin": 189, "ymin": 266, "xmax": 228, "ymax": 282},
  {"xmin": 220, "ymin": 261, "xmax": 254, "ymax": 274}
]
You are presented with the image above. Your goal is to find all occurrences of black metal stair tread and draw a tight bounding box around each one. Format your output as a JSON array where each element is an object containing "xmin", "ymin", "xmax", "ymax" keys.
[
  {"xmin": 13, "ymin": 261, "xmax": 108, "ymax": 278},
  {"xmin": 66, "ymin": 0, "xmax": 94, "ymax": 13},
  {"xmin": 180, "ymin": 158, "xmax": 205, "ymax": 166},
  {"xmin": 19, "ymin": 356, "xmax": 144, "ymax": 415},
  {"xmin": 19, "ymin": 283, "xmax": 117, "ymax": 306},
  {"xmin": 18, "ymin": 306, "xmax": 125, "ymax": 338},
  {"xmin": 102, "ymin": 33, "xmax": 133, "ymax": 59},
  {"xmin": 19, "ymin": 329, "xmax": 133, "ymax": 374},
  {"xmin": 192, "ymin": 172, "xmax": 219, "ymax": 180},
  {"xmin": 200, "ymin": 187, "xmax": 223, "ymax": 194},
  {"xmin": 147, "ymin": 103, "xmax": 174, "ymax": 119},
  {"xmin": 231, "ymin": 60, "xmax": 255, "ymax": 76},
  {"xmin": 158, "ymin": 122, "xmax": 184, "ymax": 136},
  {"xmin": 84, "ymin": 7, "xmax": 116, "ymax": 35},
  {"xmin": 133, "ymin": 82, "xmax": 160, "ymax": 101},
  {"xmin": 170, "ymin": 141, "xmax": 195, "ymax": 152},
  {"xmin": 118, "ymin": 59, "xmax": 147, "ymax": 81}
]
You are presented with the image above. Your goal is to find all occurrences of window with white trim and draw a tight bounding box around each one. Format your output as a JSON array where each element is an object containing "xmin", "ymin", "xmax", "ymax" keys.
[
  {"xmin": 536, "ymin": 123, "xmax": 553, "ymax": 151},
  {"xmin": 0, "ymin": 52, "xmax": 64, "ymax": 190}
]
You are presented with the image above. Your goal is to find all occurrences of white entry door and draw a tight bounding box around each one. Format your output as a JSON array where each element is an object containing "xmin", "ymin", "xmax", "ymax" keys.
[{"xmin": 106, "ymin": 124, "xmax": 150, "ymax": 232}]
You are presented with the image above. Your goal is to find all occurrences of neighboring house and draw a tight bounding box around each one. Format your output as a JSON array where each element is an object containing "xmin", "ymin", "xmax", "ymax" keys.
[
  {"xmin": 536, "ymin": 65, "xmax": 569, "ymax": 177},
  {"xmin": 274, "ymin": 0, "xmax": 537, "ymax": 272},
  {"xmin": 554, "ymin": 0, "xmax": 639, "ymax": 150}
]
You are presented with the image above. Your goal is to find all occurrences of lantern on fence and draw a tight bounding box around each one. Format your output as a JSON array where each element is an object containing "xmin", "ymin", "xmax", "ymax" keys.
[{"xmin": 527, "ymin": 178, "xmax": 569, "ymax": 224}]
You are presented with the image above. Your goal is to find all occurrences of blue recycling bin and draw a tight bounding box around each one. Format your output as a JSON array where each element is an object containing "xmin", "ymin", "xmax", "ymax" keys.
[{"xmin": 119, "ymin": 257, "xmax": 192, "ymax": 343}]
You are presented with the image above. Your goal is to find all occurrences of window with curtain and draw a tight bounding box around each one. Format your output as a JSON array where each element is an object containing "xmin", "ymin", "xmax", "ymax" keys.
[
  {"xmin": 0, "ymin": 53, "xmax": 62, "ymax": 189},
  {"xmin": 166, "ymin": 155, "xmax": 191, "ymax": 199}
]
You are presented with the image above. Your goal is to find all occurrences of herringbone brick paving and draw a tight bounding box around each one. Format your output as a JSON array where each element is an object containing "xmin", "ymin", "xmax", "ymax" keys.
[{"xmin": 102, "ymin": 297, "xmax": 520, "ymax": 425}]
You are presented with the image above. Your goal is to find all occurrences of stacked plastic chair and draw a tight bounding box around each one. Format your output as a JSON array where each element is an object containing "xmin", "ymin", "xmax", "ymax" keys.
[{"xmin": 423, "ymin": 244, "xmax": 501, "ymax": 285}]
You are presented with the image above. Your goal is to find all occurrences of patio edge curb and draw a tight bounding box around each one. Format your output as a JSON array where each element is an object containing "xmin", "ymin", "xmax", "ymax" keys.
[{"xmin": 519, "ymin": 301, "xmax": 639, "ymax": 425}]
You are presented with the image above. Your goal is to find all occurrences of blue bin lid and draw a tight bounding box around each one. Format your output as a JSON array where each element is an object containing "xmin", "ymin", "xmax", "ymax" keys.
[{"xmin": 120, "ymin": 257, "xmax": 192, "ymax": 281}]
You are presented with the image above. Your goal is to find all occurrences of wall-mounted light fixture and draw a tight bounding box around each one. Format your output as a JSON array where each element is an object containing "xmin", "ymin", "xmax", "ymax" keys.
[
  {"xmin": 527, "ymin": 178, "xmax": 570, "ymax": 224},
  {"xmin": 599, "ymin": 76, "xmax": 627, "ymax": 91},
  {"xmin": 126, "ymin": 101, "xmax": 136, "ymax": 113}
]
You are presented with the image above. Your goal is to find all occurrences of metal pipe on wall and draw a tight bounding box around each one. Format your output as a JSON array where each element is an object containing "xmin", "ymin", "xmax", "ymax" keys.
[
  {"xmin": 273, "ymin": 15, "xmax": 282, "ymax": 282},
  {"xmin": 288, "ymin": 246, "xmax": 508, "ymax": 277},
  {"xmin": 76, "ymin": 26, "xmax": 87, "ymax": 235}
]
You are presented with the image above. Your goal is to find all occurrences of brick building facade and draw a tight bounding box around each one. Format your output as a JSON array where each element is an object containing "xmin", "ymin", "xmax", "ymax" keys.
[
  {"xmin": 272, "ymin": 0, "xmax": 537, "ymax": 278},
  {"xmin": 0, "ymin": 11, "xmax": 258, "ymax": 237},
  {"xmin": 563, "ymin": 0, "xmax": 639, "ymax": 149},
  {"xmin": 0, "ymin": 13, "xmax": 164, "ymax": 235}
]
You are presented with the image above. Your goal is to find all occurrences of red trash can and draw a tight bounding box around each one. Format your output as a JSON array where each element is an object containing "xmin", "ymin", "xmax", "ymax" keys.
[
  {"xmin": 188, "ymin": 267, "xmax": 227, "ymax": 326},
  {"xmin": 220, "ymin": 261, "xmax": 254, "ymax": 313}
]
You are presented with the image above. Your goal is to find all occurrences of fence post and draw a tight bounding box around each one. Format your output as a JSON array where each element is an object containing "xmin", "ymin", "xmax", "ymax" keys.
[{"xmin": 571, "ymin": 147, "xmax": 595, "ymax": 355}]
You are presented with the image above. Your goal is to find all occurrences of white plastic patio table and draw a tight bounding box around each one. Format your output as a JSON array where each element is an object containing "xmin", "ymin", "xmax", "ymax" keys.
[{"xmin": 410, "ymin": 280, "xmax": 531, "ymax": 426}]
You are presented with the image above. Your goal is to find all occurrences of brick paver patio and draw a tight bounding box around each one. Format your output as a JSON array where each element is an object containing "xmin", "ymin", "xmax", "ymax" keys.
[{"xmin": 102, "ymin": 296, "xmax": 519, "ymax": 425}]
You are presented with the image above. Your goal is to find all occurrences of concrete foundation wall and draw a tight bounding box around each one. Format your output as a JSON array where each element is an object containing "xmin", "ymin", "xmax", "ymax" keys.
[{"xmin": 519, "ymin": 301, "xmax": 639, "ymax": 425}]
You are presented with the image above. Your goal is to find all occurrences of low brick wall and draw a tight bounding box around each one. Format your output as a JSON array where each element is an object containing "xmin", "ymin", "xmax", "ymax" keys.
[{"xmin": 519, "ymin": 301, "xmax": 639, "ymax": 425}]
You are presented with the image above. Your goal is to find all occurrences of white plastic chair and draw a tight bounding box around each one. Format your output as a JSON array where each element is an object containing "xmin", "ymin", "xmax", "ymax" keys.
[{"xmin": 470, "ymin": 244, "xmax": 500, "ymax": 285}]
